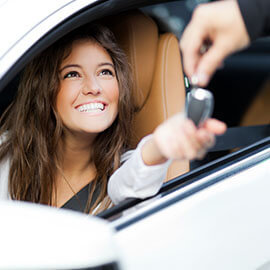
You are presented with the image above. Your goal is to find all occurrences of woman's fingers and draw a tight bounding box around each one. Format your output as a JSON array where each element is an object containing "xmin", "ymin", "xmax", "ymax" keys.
[
  {"xmin": 171, "ymin": 118, "xmax": 225, "ymax": 160},
  {"xmin": 182, "ymin": 119, "xmax": 201, "ymax": 155},
  {"xmin": 167, "ymin": 119, "xmax": 215, "ymax": 160},
  {"xmin": 202, "ymin": 118, "xmax": 227, "ymax": 135},
  {"xmin": 153, "ymin": 113, "xmax": 227, "ymax": 161},
  {"xmin": 198, "ymin": 128, "xmax": 215, "ymax": 146}
]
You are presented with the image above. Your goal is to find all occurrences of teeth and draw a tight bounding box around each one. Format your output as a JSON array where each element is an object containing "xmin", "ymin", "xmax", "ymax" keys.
[{"xmin": 77, "ymin": 103, "xmax": 105, "ymax": 112}]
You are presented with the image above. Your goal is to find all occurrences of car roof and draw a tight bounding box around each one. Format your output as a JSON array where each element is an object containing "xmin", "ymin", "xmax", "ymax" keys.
[
  {"xmin": 0, "ymin": 0, "xmax": 99, "ymax": 80},
  {"xmin": 0, "ymin": 0, "xmax": 70, "ymax": 59}
]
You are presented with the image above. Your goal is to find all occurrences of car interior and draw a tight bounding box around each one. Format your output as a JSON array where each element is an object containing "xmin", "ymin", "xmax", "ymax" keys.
[{"xmin": 101, "ymin": 10, "xmax": 189, "ymax": 181}]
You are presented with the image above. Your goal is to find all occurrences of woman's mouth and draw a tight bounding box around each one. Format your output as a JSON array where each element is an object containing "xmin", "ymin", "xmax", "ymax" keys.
[{"xmin": 76, "ymin": 102, "xmax": 106, "ymax": 113}]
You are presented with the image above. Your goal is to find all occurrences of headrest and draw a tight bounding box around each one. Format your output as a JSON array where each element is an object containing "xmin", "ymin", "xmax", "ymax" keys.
[{"xmin": 102, "ymin": 11, "xmax": 159, "ymax": 108}]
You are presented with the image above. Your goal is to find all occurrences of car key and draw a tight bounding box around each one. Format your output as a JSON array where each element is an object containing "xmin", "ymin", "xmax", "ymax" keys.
[{"xmin": 186, "ymin": 86, "xmax": 214, "ymax": 126}]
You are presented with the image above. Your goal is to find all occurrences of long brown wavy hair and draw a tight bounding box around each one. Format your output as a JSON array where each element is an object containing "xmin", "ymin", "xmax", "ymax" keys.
[{"xmin": 0, "ymin": 24, "xmax": 135, "ymax": 213}]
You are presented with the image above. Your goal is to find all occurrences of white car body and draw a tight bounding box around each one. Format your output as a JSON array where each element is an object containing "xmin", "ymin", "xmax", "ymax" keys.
[
  {"xmin": 0, "ymin": 0, "xmax": 97, "ymax": 79},
  {"xmin": 0, "ymin": 0, "xmax": 269, "ymax": 269}
]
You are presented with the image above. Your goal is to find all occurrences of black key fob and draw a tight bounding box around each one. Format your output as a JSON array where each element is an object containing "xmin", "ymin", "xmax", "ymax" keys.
[{"xmin": 186, "ymin": 88, "xmax": 214, "ymax": 126}]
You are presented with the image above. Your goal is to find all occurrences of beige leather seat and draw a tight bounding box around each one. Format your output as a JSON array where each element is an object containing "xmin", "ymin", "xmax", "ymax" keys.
[{"xmin": 104, "ymin": 10, "xmax": 189, "ymax": 181}]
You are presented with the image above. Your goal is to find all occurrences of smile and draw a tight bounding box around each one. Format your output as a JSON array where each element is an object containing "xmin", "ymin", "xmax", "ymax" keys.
[{"xmin": 76, "ymin": 102, "xmax": 105, "ymax": 113}]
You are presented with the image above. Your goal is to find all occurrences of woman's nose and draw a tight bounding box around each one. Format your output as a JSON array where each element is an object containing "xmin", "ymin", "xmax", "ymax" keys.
[{"xmin": 82, "ymin": 76, "xmax": 101, "ymax": 96}]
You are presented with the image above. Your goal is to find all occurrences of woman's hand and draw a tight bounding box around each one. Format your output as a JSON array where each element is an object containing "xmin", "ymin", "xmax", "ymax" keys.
[{"xmin": 141, "ymin": 112, "xmax": 226, "ymax": 166}]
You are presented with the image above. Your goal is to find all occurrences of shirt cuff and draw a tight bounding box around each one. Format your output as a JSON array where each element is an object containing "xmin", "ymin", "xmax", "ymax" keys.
[{"xmin": 237, "ymin": 0, "xmax": 268, "ymax": 41}]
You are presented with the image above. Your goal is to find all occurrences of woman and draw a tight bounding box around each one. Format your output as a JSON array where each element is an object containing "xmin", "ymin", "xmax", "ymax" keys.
[{"xmin": 0, "ymin": 24, "xmax": 226, "ymax": 214}]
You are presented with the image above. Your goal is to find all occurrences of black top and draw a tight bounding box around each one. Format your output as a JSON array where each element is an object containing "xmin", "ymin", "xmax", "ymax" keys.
[
  {"xmin": 61, "ymin": 182, "xmax": 101, "ymax": 213},
  {"xmin": 238, "ymin": 0, "xmax": 270, "ymax": 41}
]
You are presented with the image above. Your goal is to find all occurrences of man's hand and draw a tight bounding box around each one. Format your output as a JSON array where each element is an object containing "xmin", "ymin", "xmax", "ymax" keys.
[{"xmin": 180, "ymin": 0, "xmax": 250, "ymax": 86}]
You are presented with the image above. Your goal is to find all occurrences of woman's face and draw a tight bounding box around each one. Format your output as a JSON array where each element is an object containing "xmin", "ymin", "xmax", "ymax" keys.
[{"xmin": 57, "ymin": 39, "xmax": 119, "ymax": 139}]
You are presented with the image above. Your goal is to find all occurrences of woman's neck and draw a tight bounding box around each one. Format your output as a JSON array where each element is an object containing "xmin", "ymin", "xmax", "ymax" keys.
[
  {"xmin": 53, "ymin": 132, "xmax": 97, "ymax": 208},
  {"xmin": 58, "ymin": 131, "xmax": 96, "ymax": 175}
]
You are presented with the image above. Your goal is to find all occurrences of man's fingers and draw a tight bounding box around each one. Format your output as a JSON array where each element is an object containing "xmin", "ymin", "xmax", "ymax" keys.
[
  {"xmin": 195, "ymin": 40, "xmax": 230, "ymax": 86},
  {"xmin": 180, "ymin": 0, "xmax": 250, "ymax": 87},
  {"xmin": 180, "ymin": 17, "xmax": 207, "ymax": 78}
]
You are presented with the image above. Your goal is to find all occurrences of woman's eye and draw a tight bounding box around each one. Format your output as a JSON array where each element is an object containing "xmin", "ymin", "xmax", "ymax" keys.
[
  {"xmin": 99, "ymin": 69, "xmax": 114, "ymax": 76},
  {"xmin": 64, "ymin": 71, "xmax": 80, "ymax": 79}
]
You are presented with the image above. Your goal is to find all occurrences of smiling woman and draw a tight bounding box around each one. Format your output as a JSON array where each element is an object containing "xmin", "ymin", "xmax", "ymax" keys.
[
  {"xmin": 0, "ymin": 24, "xmax": 135, "ymax": 213},
  {"xmin": 57, "ymin": 39, "xmax": 119, "ymax": 136},
  {"xmin": 0, "ymin": 23, "xmax": 226, "ymax": 214}
]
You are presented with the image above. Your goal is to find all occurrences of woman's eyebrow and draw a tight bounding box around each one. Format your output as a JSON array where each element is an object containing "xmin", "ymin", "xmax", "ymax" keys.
[
  {"xmin": 59, "ymin": 64, "xmax": 82, "ymax": 72},
  {"xmin": 97, "ymin": 62, "xmax": 114, "ymax": 68}
]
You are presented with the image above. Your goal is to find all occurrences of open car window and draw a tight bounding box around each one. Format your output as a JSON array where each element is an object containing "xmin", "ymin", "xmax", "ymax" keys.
[
  {"xmin": 0, "ymin": 0, "xmax": 269, "ymax": 218},
  {"xmin": 1, "ymin": 0, "xmax": 270, "ymax": 208}
]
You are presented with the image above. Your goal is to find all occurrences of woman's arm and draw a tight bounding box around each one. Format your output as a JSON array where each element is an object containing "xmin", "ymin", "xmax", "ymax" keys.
[
  {"xmin": 107, "ymin": 135, "xmax": 171, "ymax": 204},
  {"xmin": 108, "ymin": 113, "xmax": 226, "ymax": 205}
]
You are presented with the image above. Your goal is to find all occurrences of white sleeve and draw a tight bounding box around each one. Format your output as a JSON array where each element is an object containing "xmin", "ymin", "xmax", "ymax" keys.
[
  {"xmin": 107, "ymin": 135, "xmax": 172, "ymax": 205},
  {"xmin": 0, "ymin": 157, "xmax": 11, "ymax": 201},
  {"xmin": 0, "ymin": 134, "xmax": 11, "ymax": 201}
]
